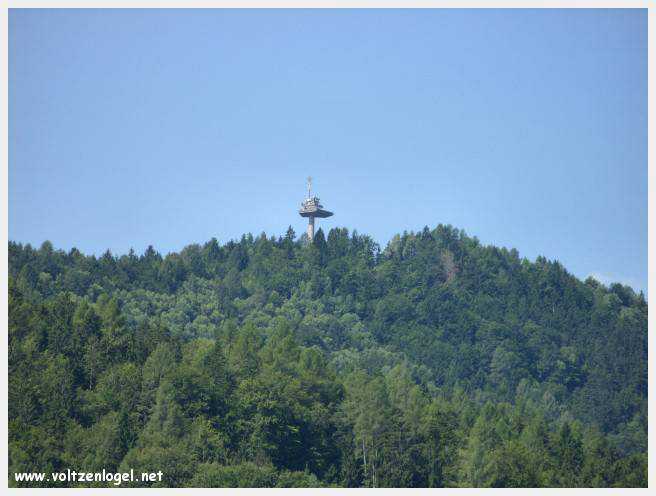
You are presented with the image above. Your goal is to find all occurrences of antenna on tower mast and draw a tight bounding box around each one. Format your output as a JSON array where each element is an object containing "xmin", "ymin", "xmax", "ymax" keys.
[{"xmin": 307, "ymin": 176, "xmax": 312, "ymax": 199}]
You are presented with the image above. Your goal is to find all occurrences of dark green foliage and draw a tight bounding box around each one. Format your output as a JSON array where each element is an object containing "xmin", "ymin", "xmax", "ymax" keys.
[{"xmin": 8, "ymin": 225, "xmax": 647, "ymax": 487}]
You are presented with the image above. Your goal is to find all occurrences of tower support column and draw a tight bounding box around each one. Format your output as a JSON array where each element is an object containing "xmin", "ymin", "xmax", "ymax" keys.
[{"xmin": 307, "ymin": 216, "xmax": 315, "ymax": 241}]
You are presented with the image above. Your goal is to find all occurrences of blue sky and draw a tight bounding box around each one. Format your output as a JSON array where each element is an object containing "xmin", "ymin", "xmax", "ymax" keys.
[{"xmin": 9, "ymin": 9, "xmax": 647, "ymax": 293}]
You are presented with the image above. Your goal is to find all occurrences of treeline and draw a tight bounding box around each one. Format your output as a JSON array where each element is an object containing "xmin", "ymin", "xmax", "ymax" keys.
[{"xmin": 8, "ymin": 225, "xmax": 647, "ymax": 487}]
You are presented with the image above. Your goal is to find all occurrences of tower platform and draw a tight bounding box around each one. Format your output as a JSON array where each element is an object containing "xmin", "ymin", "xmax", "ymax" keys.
[
  {"xmin": 299, "ymin": 197, "xmax": 333, "ymax": 218},
  {"xmin": 299, "ymin": 177, "xmax": 333, "ymax": 240}
]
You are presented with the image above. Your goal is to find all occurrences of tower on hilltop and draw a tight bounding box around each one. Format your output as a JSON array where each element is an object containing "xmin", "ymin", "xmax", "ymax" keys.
[{"xmin": 299, "ymin": 176, "xmax": 333, "ymax": 241}]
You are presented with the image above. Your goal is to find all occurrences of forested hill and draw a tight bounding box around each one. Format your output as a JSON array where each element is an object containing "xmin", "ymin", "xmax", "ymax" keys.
[{"xmin": 8, "ymin": 224, "xmax": 648, "ymax": 487}]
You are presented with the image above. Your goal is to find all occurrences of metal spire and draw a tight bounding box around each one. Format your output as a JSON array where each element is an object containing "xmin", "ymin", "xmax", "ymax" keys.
[{"xmin": 307, "ymin": 176, "xmax": 312, "ymax": 199}]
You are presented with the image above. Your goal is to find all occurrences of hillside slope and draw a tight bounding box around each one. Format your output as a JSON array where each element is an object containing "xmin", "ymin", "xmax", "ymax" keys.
[{"xmin": 8, "ymin": 225, "xmax": 648, "ymax": 487}]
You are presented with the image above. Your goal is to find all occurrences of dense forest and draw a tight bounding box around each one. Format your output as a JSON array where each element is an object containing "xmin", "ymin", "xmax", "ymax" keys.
[{"xmin": 8, "ymin": 224, "xmax": 648, "ymax": 487}]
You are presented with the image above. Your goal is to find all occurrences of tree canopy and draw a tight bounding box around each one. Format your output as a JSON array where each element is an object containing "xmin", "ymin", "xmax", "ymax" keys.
[{"xmin": 8, "ymin": 224, "xmax": 647, "ymax": 487}]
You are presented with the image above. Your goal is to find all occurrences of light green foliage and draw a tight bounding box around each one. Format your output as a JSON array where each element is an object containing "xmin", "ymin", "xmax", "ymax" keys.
[{"xmin": 7, "ymin": 225, "xmax": 647, "ymax": 487}]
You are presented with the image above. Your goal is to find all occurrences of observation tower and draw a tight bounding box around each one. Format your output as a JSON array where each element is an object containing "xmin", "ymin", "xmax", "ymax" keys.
[{"xmin": 299, "ymin": 177, "xmax": 333, "ymax": 241}]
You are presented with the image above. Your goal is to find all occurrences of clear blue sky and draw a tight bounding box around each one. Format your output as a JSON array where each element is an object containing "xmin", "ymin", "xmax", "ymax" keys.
[{"xmin": 9, "ymin": 9, "xmax": 647, "ymax": 293}]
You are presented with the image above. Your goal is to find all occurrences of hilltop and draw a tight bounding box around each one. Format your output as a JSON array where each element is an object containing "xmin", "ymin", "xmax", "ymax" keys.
[{"xmin": 8, "ymin": 224, "xmax": 648, "ymax": 487}]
